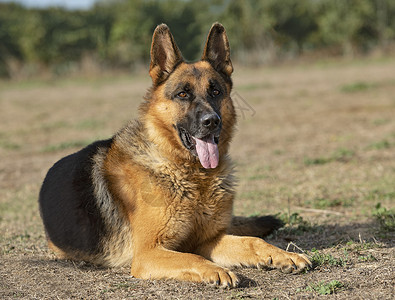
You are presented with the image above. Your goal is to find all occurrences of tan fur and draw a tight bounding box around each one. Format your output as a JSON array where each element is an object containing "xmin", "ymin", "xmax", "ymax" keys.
[
  {"xmin": 48, "ymin": 240, "xmax": 70, "ymax": 259},
  {"xmin": 47, "ymin": 23, "xmax": 311, "ymax": 288},
  {"xmin": 96, "ymin": 24, "xmax": 310, "ymax": 287}
]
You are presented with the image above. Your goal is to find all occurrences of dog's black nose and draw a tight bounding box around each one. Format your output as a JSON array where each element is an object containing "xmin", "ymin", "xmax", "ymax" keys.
[{"xmin": 201, "ymin": 113, "xmax": 221, "ymax": 130}]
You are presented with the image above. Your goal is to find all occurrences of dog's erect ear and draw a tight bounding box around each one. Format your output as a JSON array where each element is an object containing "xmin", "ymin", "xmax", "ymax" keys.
[
  {"xmin": 202, "ymin": 23, "xmax": 233, "ymax": 77},
  {"xmin": 149, "ymin": 24, "xmax": 183, "ymax": 85}
]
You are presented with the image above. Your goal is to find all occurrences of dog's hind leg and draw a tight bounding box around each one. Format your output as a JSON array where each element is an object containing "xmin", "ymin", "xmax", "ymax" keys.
[
  {"xmin": 228, "ymin": 215, "xmax": 283, "ymax": 238},
  {"xmin": 47, "ymin": 239, "xmax": 70, "ymax": 259}
]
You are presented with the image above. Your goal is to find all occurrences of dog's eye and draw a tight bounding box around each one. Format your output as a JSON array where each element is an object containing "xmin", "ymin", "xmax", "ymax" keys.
[
  {"xmin": 177, "ymin": 91, "xmax": 188, "ymax": 98},
  {"xmin": 212, "ymin": 89, "xmax": 221, "ymax": 97}
]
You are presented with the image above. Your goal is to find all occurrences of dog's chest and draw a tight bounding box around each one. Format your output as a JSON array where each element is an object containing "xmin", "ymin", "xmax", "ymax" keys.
[{"xmin": 158, "ymin": 173, "xmax": 234, "ymax": 250}]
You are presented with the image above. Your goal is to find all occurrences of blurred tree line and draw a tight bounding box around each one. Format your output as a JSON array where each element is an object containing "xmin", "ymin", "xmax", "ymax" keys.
[{"xmin": 0, "ymin": 0, "xmax": 394, "ymax": 78}]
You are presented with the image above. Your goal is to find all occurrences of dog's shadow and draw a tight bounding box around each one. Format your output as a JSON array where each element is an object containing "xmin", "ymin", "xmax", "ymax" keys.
[
  {"xmin": 26, "ymin": 257, "xmax": 112, "ymax": 272},
  {"xmin": 267, "ymin": 219, "xmax": 395, "ymax": 251},
  {"xmin": 235, "ymin": 273, "xmax": 258, "ymax": 288},
  {"xmin": 26, "ymin": 256, "xmax": 261, "ymax": 288}
]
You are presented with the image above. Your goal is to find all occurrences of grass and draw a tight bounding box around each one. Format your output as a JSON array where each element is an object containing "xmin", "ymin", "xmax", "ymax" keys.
[
  {"xmin": 75, "ymin": 119, "xmax": 105, "ymax": 129},
  {"xmin": 277, "ymin": 212, "xmax": 308, "ymax": 228},
  {"xmin": 372, "ymin": 203, "xmax": 395, "ymax": 232},
  {"xmin": 343, "ymin": 240, "xmax": 381, "ymax": 252},
  {"xmin": 237, "ymin": 82, "xmax": 272, "ymax": 91},
  {"xmin": 238, "ymin": 190, "xmax": 273, "ymax": 203},
  {"xmin": 366, "ymin": 189, "xmax": 395, "ymax": 202},
  {"xmin": 40, "ymin": 119, "xmax": 105, "ymax": 132},
  {"xmin": 246, "ymin": 172, "xmax": 271, "ymax": 181},
  {"xmin": 340, "ymin": 81, "xmax": 377, "ymax": 93},
  {"xmin": 275, "ymin": 212, "xmax": 316, "ymax": 235},
  {"xmin": 310, "ymin": 248, "xmax": 348, "ymax": 267},
  {"xmin": 366, "ymin": 139, "xmax": 392, "ymax": 150},
  {"xmin": 304, "ymin": 148, "xmax": 355, "ymax": 166},
  {"xmin": 303, "ymin": 157, "xmax": 330, "ymax": 165},
  {"xmin": 41, "ymin": 139, "xmax": 96, "ymax": 152},
  {"xmin": 40, "ymin": 121, "xmax": 71, "ymax": 132},
  {"xmin": 308, "ymin": 197, "xmax": 354, "ymax": 209},
  {"xmin": 372, "ymin": 118, "xmax": 390, "ymax": 126},
  {"xmin": 0, "ymin": 132, "xmax": 21, "ymax": 150},
  {"xmin": 0, "ymin": 139, "xmax": 21, "ymax": 150},
  {"xmin": 340, "ymin": 240, "xmax": 380, "ymax": 263},
  {"xmin": 304, "ymin": 280, "xmax": 344, "ymax": 295},
  {"xmin": 358, "ymin": 254, "xmax": 377, "ymax": 262}
]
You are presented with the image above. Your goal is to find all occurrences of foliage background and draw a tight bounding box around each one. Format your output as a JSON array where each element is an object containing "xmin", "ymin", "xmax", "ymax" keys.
[{"xmin": 0, "ymin": 0, "xmax": 395, "ymax": 78}]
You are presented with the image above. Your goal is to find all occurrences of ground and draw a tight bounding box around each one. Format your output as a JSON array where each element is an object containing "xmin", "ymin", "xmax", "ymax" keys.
[{"xmin": 0, "ymin": 57, "xmax": 394, "ymax": 299}]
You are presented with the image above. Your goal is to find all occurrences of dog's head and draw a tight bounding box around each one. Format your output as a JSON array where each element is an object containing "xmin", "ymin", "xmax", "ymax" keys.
[{"xmin": 143, "ymin": 23, "xmax": 236, "ymax": 169}]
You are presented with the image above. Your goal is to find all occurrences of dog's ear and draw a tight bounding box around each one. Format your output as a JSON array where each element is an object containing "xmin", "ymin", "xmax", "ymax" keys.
[
  {"xmin": 202, "ymin": 23, "xmax": 233, "ymax": 77},
  {"xmin": 149, "ymin": 24, "xmax": 183, "ymax": 85}
]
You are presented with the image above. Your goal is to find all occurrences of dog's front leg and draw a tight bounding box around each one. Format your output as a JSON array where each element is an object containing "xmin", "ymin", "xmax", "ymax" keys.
[
  {"xmin": 198, "ymin": 235, "xmax": 311, "ymax": 273},
  {"xmin": 130, "ymin": 246, "xmax": 239, "ymax": 287}
]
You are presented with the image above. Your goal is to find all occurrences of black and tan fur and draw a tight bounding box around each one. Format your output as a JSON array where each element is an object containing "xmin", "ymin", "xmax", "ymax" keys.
[{"xmin": 39, "ymin": 23, "xmax": 311, "ymax": 287}]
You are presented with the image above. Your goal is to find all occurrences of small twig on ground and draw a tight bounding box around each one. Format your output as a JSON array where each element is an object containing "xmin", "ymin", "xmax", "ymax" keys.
[
  {"xmin": 359, "ymin": 232, "xmax": 364, "ymax": 244},
  {"xmin": 286, "ymin": 241, "xmax": 309, "ymax": 255},
  {"xmin": 71, "ymin": 260, "xmax": 84, "ymax": 274}
]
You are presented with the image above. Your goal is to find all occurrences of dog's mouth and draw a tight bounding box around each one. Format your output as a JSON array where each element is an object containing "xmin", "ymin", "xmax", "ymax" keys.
[{"xmin": 177, "ymin": 127, "xmax": 220, "ymax": 169}]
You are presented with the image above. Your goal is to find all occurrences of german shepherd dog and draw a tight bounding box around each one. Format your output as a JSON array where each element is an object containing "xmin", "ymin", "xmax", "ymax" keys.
[{"xmin": 39, "ymin": 23, "xmax": 311, "ymax": 287}]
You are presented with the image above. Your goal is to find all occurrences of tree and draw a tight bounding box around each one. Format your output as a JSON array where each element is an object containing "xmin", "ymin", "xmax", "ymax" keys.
[{"xmin": 316, "ymin": 0, "xmax": 374, "ymax": 56}]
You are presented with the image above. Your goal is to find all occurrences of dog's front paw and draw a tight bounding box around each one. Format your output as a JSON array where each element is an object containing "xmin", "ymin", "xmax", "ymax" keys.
[
  {"xmin": 198, "ymin": 265, "xmax": 239, "ymax": 288},
  {"xmin": 262, "ymin": 250, "xmax": 312, "ymax": 273},
  {"xmin": 250, "ymin": 239, "xmax": 311, "ymax": 273}
]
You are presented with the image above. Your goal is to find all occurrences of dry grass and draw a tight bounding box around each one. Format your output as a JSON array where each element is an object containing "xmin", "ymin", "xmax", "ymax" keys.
[{"xmin": 1, "ymin": 58, "xmax": 394, "ymax": 299}]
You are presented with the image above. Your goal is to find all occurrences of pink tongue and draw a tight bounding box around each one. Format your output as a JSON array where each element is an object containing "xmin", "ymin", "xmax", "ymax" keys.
[{"xmin": 193, "ymin": 135, "xmax": 219, "ymax": 169}]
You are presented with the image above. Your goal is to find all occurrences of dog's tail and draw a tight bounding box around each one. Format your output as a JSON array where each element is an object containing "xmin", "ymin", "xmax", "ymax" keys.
[{"xmin": 228, "ymin": 215, "xmax": 284, "ymax": 238}]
